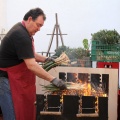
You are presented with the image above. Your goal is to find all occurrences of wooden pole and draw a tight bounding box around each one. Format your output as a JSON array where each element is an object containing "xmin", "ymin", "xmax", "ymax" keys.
[
  {"xmin": 46, "ymin": 13, "xmax": 67, "ymax": 56},
  {"xmin": 46, "ymin": 25, "xmax": 56, "ymax": 56},
  {"xmin": 55, "ymin": 13, "xmax": 59, "ymax": 50}
]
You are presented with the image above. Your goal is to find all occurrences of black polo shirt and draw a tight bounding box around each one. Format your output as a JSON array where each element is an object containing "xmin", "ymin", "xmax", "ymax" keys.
[{"xmin": 0, "ymin": 22, "xmax": 34, "ymax": 77}]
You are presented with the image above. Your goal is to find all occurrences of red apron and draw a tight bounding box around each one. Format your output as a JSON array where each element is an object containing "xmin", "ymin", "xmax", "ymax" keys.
[{"xmin": 0, "ymin": 62, "xmax": 36, "ymax": 120}]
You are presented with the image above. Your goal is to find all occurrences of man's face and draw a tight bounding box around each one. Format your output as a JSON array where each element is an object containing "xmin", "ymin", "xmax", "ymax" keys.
[{"xmin": 27, "ymin": 15, "xmax": 44, "ymax": 36}]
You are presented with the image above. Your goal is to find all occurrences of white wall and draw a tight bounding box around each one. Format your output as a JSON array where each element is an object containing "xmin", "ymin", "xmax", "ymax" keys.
[{"xmin": 0, "ymin": 0, "xmax": 7, "ymax": 33}]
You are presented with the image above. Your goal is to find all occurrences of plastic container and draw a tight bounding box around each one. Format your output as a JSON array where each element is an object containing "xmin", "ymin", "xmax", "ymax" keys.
[{"xmin": 91, "ymin": 40, "xmax": 120, "ymax": 62}]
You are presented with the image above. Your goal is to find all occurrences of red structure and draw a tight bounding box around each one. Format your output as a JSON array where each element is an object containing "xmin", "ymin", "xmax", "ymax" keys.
[
  {"xmin": 96, "ymin": 62, "xmax": 120, "ymax": 120},
  {"xmin": 97, "ymin": 62, "xmax": 119, "ymax": 69}
]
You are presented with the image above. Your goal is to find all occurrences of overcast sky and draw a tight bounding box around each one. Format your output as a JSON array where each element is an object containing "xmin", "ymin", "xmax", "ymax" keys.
[{"xmin": 6, "ymin": 0, "xmax": 120, "ymax": 52}]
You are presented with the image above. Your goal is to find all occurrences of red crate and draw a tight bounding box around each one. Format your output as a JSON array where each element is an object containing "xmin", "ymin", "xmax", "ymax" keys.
[{"xmin": 97, "ymin": 62, "xmax": 119, "ymax": 69}]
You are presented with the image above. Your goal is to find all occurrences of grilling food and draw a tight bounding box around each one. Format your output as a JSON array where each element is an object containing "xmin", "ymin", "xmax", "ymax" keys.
[
  {"xmin": 41, "ymin": 82, "xmax": 86, "ymax": 93},
  {"xmin": 42, "ymin": 52, "xmax": 70, "ymax": 71},
  {"xmin": 41, "ymin": 52, "xmax": 71, "ymax": 92}
]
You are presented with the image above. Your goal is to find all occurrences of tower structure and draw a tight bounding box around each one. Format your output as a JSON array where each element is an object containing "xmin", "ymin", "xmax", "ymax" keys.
[{"xmin": 46, "ymin": 13, "xmax": 67, "ymax": 56}]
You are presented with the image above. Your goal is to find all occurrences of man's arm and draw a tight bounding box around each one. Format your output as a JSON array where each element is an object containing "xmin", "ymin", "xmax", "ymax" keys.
[
  {"xmin": 24, "ymin": 58, "xmax": 54, "ymax": 81},
  {"xmin": 34, "ymin": 52, "xmax": 55, "ymax": 63},
  {"xmin": 24, "ymin": 58, "xmax": 67, "ymax": 90},
  {"xmin": 34, "ymin": 52, "xmax": 47, "ymax": 62}
]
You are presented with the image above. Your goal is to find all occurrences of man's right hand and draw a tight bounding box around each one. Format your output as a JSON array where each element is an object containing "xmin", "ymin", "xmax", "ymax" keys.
[{"xmin": 51, "ymin": 78, "xmax": 67, "ymax": 90}]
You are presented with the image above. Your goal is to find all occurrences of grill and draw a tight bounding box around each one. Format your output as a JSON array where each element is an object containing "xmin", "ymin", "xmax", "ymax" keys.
[
  {"xmin": 47, "ymin": 95, "xmax": 61, "ymax": 112},
  {"xmin": 36, "ymin": 67, "xmax": 118, "ymax": 120}
]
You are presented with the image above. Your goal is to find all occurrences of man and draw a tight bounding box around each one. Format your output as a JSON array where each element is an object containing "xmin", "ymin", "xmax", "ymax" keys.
[{"xmin": 0, "ymin": 8, "xmax": 66, "ymax": 120}]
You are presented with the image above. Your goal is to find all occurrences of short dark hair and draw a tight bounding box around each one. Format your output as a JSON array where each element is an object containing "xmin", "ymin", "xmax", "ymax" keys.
[{"xmin": 23, "ymin": 8, "xmax": 46, "ymax": 21}]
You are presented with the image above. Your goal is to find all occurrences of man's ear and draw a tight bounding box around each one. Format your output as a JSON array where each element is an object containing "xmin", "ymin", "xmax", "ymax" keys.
[{"xmin": 28, "ymin": 16, "xmax": 32, "ymax": 22}]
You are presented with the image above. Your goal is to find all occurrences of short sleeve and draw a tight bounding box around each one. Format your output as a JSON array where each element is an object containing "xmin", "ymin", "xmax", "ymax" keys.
[{"xmin": 13, "ymin": 31, "xmax": 34, "ymax": 59}]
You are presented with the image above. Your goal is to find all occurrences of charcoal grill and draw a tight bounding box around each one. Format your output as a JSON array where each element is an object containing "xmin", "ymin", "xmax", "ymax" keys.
[{"xmin": 36, "ymin": 67, "xmax": 118, "ymax": 120}]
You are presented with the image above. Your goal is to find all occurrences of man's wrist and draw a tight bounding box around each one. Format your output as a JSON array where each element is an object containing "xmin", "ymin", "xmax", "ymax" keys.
[
  {"xmin": 50, "ymin": 77, "xmax": 56, "ymax": 82},
  {"xmin": 44, "ymin": 57, "xmax": 55, "ymax": 63},
  {"xmin": 44, "ymin": 57, "xmax": 48, "ymax": 62}
]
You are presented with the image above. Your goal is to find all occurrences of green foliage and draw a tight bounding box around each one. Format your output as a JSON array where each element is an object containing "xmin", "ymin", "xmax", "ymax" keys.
[
  {"xmin": 54, "ymin": 46, "xmax": 70, "ymax": 57},
  {"xmin": 83, "ymin": 39, "xmax": 89, "ymax": 50},
  {"xmin": 54, "ymin": 45, "xmax": 90, "ymax": 60},
  {"xmin": 91, "ymin": 29, "xmax": 120, "ymax": 44}
]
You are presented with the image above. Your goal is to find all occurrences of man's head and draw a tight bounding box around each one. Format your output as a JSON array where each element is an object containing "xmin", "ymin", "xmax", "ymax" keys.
[{"xmin": 23, "ymin": 8, "xmax": 46, "ymax": 36}]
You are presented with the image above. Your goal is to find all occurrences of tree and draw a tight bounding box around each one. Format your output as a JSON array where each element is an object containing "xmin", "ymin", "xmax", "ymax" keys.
[
  {"xmin": 91, "ymin": 29, "xmax": 120, "ymax": 44},
  {"xmin": 54, "ymin": 46, "xmax": 90, "ymax": 60},
  {"xmin": 54, "ymin": 46, "xmax": 70, "ymax": 57},
  {"xmin": 83, "ymin": 39, "xmax": 89, "ymax": 50}
]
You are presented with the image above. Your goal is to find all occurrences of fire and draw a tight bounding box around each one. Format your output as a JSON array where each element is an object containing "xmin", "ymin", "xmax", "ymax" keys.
[
  {"xmin": 50, "ymin": 80, "xmax": 107, "ymax": 114},
  {"xmin": 51, "ymin": 81, "xmax": 107, "ymax": 97}
]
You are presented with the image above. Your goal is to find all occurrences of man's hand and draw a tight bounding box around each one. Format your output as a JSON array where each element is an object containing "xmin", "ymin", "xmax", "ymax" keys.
[
  {"xmin": 51, "ymin": 78, "xmax": 67, "ymax": 90},
  {"xmin": 45, "ymin": 57, "xmax": 55, "ymax": 62}
]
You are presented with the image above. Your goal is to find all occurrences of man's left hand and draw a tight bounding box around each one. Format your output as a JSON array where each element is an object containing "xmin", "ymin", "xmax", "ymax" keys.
[{"xmin": 45, "ymin": 57, "xmax": 55, "ymax": 62}]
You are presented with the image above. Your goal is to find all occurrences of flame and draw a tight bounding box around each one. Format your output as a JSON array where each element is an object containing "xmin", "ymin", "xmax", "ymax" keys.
[{"xmin": 51, "ymin": 80, "xmax": 107, "ymax": 97}]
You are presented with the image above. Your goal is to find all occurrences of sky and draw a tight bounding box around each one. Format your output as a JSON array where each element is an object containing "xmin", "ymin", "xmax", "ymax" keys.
[{"xmin": 6, "ymin": 0, "xmax": 120, "ymax": 52}]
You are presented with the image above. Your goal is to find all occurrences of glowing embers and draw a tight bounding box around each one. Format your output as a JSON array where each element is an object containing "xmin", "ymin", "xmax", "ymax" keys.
[
  {"xmin": 37, "ymin": 94, "xmax": 108, "ymax": 119},
  {"xmin": 58, "ymin": 72, "xmax": 109, "ymax": 97},
  {"xmin": 41, "ymin": 73, "xmax": 109, "ymax": 97}
]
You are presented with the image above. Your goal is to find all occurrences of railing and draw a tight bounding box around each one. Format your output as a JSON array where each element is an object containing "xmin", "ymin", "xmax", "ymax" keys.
[{"xmin": 37, "ymin": 52, "xmax": 55, "ymax": 57}]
